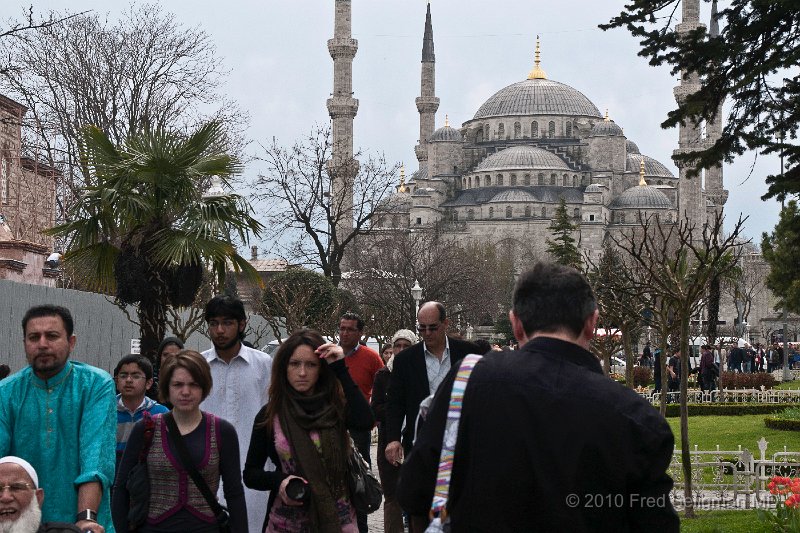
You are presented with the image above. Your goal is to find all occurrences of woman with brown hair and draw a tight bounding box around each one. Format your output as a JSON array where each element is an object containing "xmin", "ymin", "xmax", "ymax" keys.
[
  {"xmin": 243, "ymin": 329, "xmax": 374, "ymax": 533},
  {"xmin": 112, "ymin": 350, "xmax": 247, "ymax": 532}
]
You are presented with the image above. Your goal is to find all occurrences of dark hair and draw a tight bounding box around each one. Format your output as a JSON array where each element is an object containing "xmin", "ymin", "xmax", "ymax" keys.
[
  {"xmin": 380, "ymin": 343, "xmax": 392, "ymax": 354},
  {"xmin": 339, "ymin": 312, "xmax": 364, "ymax": 331},
  {"xmin": 114, "ymin": 354, "xmax": 154, "ymax": 380},
  {"xmin": 157, "ymin": 337, "xmax": 184, "ymax": 356},
  {"xmin": 262, "ymin": 329, "xmax": 345, "ymax": 428},
  {"xmin": 204, "ymin": 295, "xmax": 246, "ymax": 322},
  {"xmin": 22, "ymin": 305, "xmax": 74, "ymax": 336},
  {"xmin": 473, "ymin": 339, "xmax": 492, "ymax": 355},
  {"xmin": 512, "ymin": 262, "xmax": 596, "ymax": 338},
  {"xmin": 158, "ymin": 350, "xmax": 213, "ymax": 403},
  {"xmin": 0, "ymin": 364, "xmax": 10, "ymax": 380}
]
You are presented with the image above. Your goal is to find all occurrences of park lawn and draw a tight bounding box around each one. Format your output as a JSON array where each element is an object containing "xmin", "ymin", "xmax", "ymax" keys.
[
  {"xmin": 774, "ymin": 380, "xmax": 800, "ymax": 390},
  {"xmin": 666, "ymin": 414, "xmax": 799, "ymax": 452},
  {"xmin": 679, "ymin": 510, "xmax": 771, "ymax": 533}
]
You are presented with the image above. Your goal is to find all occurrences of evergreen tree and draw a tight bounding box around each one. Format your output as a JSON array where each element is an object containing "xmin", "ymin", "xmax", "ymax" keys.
[
  {"xmin": 546, "ymin": 198, "xmax": 582, "ymax": 269},
  {"xmin": 761, "ymin": 201, "xmax": 800, "ymax": 312}
]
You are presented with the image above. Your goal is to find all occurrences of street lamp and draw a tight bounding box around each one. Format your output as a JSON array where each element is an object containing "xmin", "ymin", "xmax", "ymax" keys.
[{"xmin": 411, "ymin": 280, "xmax": 423, "ymax": 317}]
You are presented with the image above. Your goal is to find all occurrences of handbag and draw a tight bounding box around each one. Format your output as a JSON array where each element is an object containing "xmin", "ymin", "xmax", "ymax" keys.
[
  {"xmin": 425, "ymin": 354, "xmax": 483, "ymax": 533},
  {"xmin": 164, "ymin": 413, "xmax": 231, "ymax": 533},
  {"xmin": 346, "ymin": 436, "xmax": 383, "ymax": 514},
  {"xmin": 126, "ymin": 411, "xmax": 156, "ymax": 531}
]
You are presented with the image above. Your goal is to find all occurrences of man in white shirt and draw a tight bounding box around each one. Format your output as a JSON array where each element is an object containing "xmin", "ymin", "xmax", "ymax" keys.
[{"xmin": 200, "ymin": 295, "xmax": 272, "ymax": 533}]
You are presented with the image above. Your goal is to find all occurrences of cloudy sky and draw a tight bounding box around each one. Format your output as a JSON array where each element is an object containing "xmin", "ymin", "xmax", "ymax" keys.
[{"xmin": 6, "ymin": 0, "xmax": 782, "ymax": 250}]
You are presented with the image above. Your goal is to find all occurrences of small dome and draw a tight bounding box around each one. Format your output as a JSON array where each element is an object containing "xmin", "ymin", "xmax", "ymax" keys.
[
  {"xmin": 475, "ymin": 145, "xmax": 570, "ymax": 173},
  {"xmin": 409, "ymin": 166, "xmax": 427, "ymax": 183},
  {"xmin": 626, "ymin": 154, "xmax": 674, "ymax": 177},
  {"xmin": 590, "ymin": 120, "xmax": 623, "ymax": 137},
  {"xmin": 626, "ymin": 140, "xmax": 640, "ymax": 154},
  {"xmin": 489, "ymin": 189, "xmax": 537, "ymax": 203},
  {"xmin": 473, "ymin": 78, "xmax": 602, "ymax": 120},
  {"xmin": 609, "ymin": 185, "xmax": 672, "ymax": 209},
  {"xmin": 585, "ymin": 183, "xmax": 603, "ymax": 193},
  {"xmin": 430, "ymin": 125, "xmax": 462, "ymax": 142}
]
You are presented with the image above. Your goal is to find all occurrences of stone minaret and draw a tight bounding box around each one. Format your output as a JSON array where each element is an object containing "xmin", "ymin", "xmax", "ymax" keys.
[
  {"xmin": 414, "ymin": 1, "xmax": 439, "ymax": 169},
  {"xmin": 327, "ymin": 0, "xmax": 359, "ymax": 239},
  {"xmin": 673, "ymin": 0, "xmax": 705, "ymax": 226},
  {"xmin": 704, "ymin": 0, "xmax": 728, "ymax": 213}
]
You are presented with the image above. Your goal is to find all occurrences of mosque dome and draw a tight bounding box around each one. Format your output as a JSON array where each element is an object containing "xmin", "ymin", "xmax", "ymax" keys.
[
  {"xmin": 473, "ymin": 79, "xmax": 602, "ymax": 120},
  {"xmin": 625, "ymin": 154, "xmax": 674, "ymax": 177},
  {"xmin": 489, "ymin": 189, "xmax": 537, "ymax": 203},
  {"xmin": 626, "ymin": 140, "xmax": 640, "ymax": 154},
  {"xmin": 609, "ymin": 185, "xmax": 672, "ymax": 209},
  {"xmin": 430, "ymin": 124, "xmax": 462, "ymax": 142},
  {"xmin": 590, "ymin": 119, "xmax": 623, "ymax": 137},
  {"xmin": 474, "ymin": 145, "xmax": 570, "ymax": 172},
  {"xmin": 585, "ymin": 183, "xmax": 603, "ymax": 193}
]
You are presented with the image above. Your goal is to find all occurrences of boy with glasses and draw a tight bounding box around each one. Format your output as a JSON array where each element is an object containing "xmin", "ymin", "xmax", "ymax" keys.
[{"xmin": 113, "ymin": 355, "xmax": 168, "ymax": 468}]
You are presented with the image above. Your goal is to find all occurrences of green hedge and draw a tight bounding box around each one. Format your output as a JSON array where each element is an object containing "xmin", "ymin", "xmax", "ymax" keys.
[
  {"xmin": 764, "ymin": 417, "xmax": 800, "ymax": 431},
  {"xmin": 661, "ymin": 403, "xmax": 800, "ymax": 417}
]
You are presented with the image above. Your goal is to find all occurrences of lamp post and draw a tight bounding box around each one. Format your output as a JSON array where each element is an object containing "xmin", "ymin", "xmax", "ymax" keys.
[{"xmin": 411, "ymin": 280, "xmax": 423, "ymax": 318}]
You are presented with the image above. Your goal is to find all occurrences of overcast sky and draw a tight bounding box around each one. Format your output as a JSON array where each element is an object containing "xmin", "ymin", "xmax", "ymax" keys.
[{"xmin": 6, "ymin": 0, "xmax": 782, "ymax": 251}]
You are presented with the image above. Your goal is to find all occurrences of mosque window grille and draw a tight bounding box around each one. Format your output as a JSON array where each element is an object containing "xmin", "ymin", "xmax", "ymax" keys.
[
  {"xmin": 506, "ymin": 206, "xmax": 512, "ymax": 218},
  {"xmin": 523, "ymin": 174, "xmax": 530, "ymax": 186},
  {"xmin": 497, "ymin": 174, "xmax": 504, "ymax": 186},
  {"xmin": 467, "ymin": 209, "xmax": 475, "ymax": 220},
  {"xmin": 489, "ymin": 206, "xmax": 494, "ymax": 219},
  {"xmin": 531, "ymin": 121, "xmax": 539, "ymax": 138},
  {"xmin": 550, "ymin": 173, "xmax": 556, "ymax": 185},
  {"xmin": 485, "ymin": 175, "xmax": 491, "ymax": 187},
  {"xmin": 548, "ymin": 121, "xmax": 555, "ymax": 138},
  {"xmin": 538, "ymin": 173, "xmax": 544, "ymax": 185},
  {"xmin": 541, "ymin": 207, "xmax": 547, "ymax": 218},
  {"xmin": 514, "ymin": 122, "xmax": 521, "ymax": 139},
  {"xmin": 525, "ymin": 206, "xmax": 531, "ymax": 217},
  {"xmin": 497, "ymin": 123, "xmax": 505, "ymax": 139},
  {"xmin": 563, "ymin": 173, "xmax": 568, "ymax": 186},
  {"xmin": 566, "ymin": 121, "xmax": 573, "ymax": 137},
  {"xmin": 510, "ymin": 174, "xmax": 517, "ymax": 186},
  {"xmin": 573, "ymin": 208, "xmax": 580, "ymax": 219}
]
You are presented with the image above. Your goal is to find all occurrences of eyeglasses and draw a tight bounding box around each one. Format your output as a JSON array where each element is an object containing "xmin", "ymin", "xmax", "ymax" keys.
[
  {"xmin": 0, "ymin": 482, "xmax": 33, "ymax": 494},
  {"xmin": 117, "ymin": 373, "xmax": 146, "ymax": 381},
  {"xmin": 417, "ymin": 323, "xmax": 440, "ymax": 333}
]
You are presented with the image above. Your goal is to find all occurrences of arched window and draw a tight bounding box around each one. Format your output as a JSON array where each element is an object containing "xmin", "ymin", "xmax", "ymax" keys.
[
  {"xmin": 489, "ymin": 207, "xmax": 494, "ymax": 219},
  {"xmin": 531, "ymin": 121, "xmax": 539, "ymax": 138},
  {"xmin": 538, "ymin": 173, "xmax": 544, "ymax": 185},
  {"xmin": 485, "ymin": 123, "xmax": 490, "ymax": 139},
  {"xmin": 548, "ymin": 121, "xmax": 556, "ymax": 138},
  {"xmin": 524, "ymin": 174, "xmax": 531, "ymax": 186},
  {"xmin": 566, "ymin": 121, "xmax": 573, "ymax": 137},
  {"xmin": 541, "ymin": 207, "xmax": 547, "ymax": 218},
  {"xmin": 497, "ymin": 174, "xmax": 504, "ymax": 186},
  {"xmin": 453, "ymin": 211, "xmax": 459, "ymax": 221},
  {"xmin": 563, "ymin": 173, "xmax": 568, "ymax": 186},
  {"xmin": 510, "ymin": 174, "xmax": 517, "ymax": 186},
  {"xmin": 550, "ymin": 173, "xmax": 556, "ymax": 185},
  {"xmin": 467, "ymin": 209, "xmax": 475, "ymax": 220},
  {"xmin": 514, "ymin": 122, "xmax": 521, "ymax": 139},
  {"xmin": 573, "ymin": 175, "xmax": 578, "ymax": 187},
  {"xmin": 657, "ymin": 180, "xmax": 663, "ymax": 185},
  {"xmin": 573, "ymin": 208, "xmax": 580, "ymax": 219},
  {"xmin": 506, "ymin": 206, "xmax": 512, "ymax": 218},
  {"xmin": 525, "ymin": 206, "xmax": 531, "ymax": 217},
  {"xmin": 476, "ymin": 127, "xmax": 483, "ymax": 143},
  {"xmin": 467, "ymin": 176, "xmax": 472, "ymax": 188},
  {"xmin": 498, "ymin": 123, "xmax": 505, "ymax": 139},
  {"xmin": 0, "ymin": 156, "xmax": 8, "ymax": 204},
  {"xmin": 485, "ymin": 175, "xmax": 491, "ymax": 187}
]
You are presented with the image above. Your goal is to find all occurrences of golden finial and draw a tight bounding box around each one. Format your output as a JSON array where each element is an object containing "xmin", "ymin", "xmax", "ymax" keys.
[
  {"xmin": 445, "ymin": 114, "xmax": 449, "ymax": 127},
  {"xmin": 604, "ymin": 109, "xmax": 610, "ymax": 122},
  {"xmin": 398, "ymin": 164, "xmax": 407, "ymax": 193},
  {"xmin": 527, "ymin": 36, "xmax": 547, "ymax": 80},
  {"xmin": 638, "ymin": 158, "xmax": 647, "ymax": 186}
]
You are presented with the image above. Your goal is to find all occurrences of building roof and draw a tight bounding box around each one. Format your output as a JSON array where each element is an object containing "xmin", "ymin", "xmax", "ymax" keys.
[
  {"xmin": 626, "ymin": 139, "xmax": 640, "ymax": 154},
  {"xmin": 441, "ymin": 185, "xmax": 583, "ymax": 207},
  {"xmin": 625, "ymin": 153, "xmax": 674, "ymax": 178},
  {"xmin": 590, "ymin": 119, "xmax": 623, "ymax": 137},
  {"xmin": 430, "ymin": 124, "xmax": 462, "ymax": 142},
  {"xmin": 609, "ymin": 184, "xmax": 672, "ymax": 209},
  {"xmin": 473, "ymin": 78, "xmax": 602, "ymax": 120},
  {"xmin": 474, "ymin": 145, "xmax": 570, "ymax": 173}
]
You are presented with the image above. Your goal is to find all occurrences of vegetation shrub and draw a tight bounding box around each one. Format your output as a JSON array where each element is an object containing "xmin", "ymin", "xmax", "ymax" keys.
[
  {"xmin": 633, "ymin": 366, "xmax": 652, "ymax": 387},
  {"xmin": 662, "ymin": 403, "xmax": 800, "ymax": 417},
  {"xmin": 765, "ymin": 407, "xmax": 800, "ymax": 431},
  {"xmin": 719, "ymin": 371, "xmax": 777, "ymax": 390}
]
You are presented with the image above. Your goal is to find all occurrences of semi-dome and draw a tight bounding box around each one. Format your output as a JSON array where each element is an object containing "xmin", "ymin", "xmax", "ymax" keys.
[
  {"xmin": 625, "ymin": 154, "xmax": 674, "ymax": 177},
  {"xmin": 473, "ymin": 79, "xmax": 602, "ymax": 120},
  {"xmin": 609, "ymin": 185, "xmax": 672, "ymax": 209},
  {"xmin": 474, "ymin": 145, "xmax": 570, "ymax": 172},
  {"xmin": 489, "ymin": 189, "xmax": 537, "ymax": 203},
  {"xmin": 585, "ymin": 183, "xmax": 603, "ymax": 193},
  {"xmin": 590, "ymin": 120, "xmax": 623, "ymax": 137},
  {"xmin": 626, "ymin": 139, "xmax": 640, "ymax": 154},
  {"xmin": 430, "ymin": 124, "xmax": 462, "ymax": 142}
]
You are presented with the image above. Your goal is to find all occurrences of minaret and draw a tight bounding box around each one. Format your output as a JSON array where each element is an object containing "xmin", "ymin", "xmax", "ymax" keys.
[
  {"xmin": 704, "ymin": 0, "xmax": 728, "ymax": 212},
  {"xmin": 673, "ymin": 0, "xmax": 705, "ymax": 226},
  {"xmin": 327, "ymin": 0, "xmax": 359, "ymax": 239},
  {"xmin": 414, "ymin": 1, "xmax": 440, "ymax": 168}
]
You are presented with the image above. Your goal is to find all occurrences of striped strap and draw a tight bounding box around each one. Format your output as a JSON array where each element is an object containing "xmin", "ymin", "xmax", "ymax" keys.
[{"xmin": 429, "ymin": 353, "xmax": 483, "ymax": 519}]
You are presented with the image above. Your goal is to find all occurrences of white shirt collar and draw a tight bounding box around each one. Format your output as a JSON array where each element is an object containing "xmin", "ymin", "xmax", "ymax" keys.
[{"xmin": 423, "ymin": 336, "xmax": 450, "ymax": 357}]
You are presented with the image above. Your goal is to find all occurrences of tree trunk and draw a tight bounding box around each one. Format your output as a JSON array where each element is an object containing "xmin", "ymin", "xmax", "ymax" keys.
[
  {"xmin": 138, "ymin": 296, "xmax": 166, "ymax": 366},
  {"xmin": 706, "ymin": 276, "xmax": 720, "ymax": 345},
  {"xmin": 679, "ymin": 314, "xmax": 695, "ymax": 518},
  {"xmin": 623, "ymin": 328, "xmax": 635, "ymax": 389}
]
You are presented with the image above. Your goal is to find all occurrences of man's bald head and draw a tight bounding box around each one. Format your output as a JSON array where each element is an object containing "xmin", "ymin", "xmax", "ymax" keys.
[{"xmin": 417, "ymin": 301, "xmax": 449, "ymax": 354}]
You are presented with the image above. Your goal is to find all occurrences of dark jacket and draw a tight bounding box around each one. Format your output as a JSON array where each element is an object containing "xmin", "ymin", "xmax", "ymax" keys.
[
  {"xmin": 398, "ymin": 337, "xmax": 679, "ymax": 533},
  {"xmin": 386, "ymin": 337, "xmax": 480, "ymax": 454},
  {"xmin": 38, "ymin": 524, "xmax": 81, "ymax": 533}
]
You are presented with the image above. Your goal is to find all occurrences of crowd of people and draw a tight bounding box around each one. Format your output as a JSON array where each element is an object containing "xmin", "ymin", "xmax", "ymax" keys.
[{"xmin": 0, "ymin": 262, "xmax": 681, "ymax": 533}]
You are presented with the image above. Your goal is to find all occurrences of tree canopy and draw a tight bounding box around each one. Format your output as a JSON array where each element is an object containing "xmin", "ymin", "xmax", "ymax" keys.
[
  {"xmin": 602, "ymin": 0, "xmax": 799, "ymax": 199},
  {"xmin": 762, "ymin": 200, "xmax": 800, "ymax": 313},
  {"xmin": 547, "ymin": 198, "xmax": 582, "ymax": 269}
]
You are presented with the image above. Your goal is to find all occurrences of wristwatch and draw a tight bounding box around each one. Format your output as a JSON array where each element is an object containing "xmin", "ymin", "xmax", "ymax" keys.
[{"xmin": 75, "ymin": 509, "xmax": 98, "ymax": 523}]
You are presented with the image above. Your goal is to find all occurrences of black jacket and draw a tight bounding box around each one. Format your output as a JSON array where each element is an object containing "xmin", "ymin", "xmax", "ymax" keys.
[
  {"xmin": 398, "ymin": 337, "xmax": 679, "ymax": 533},
  {"xmin": 386, "ymin": 337, "xmax": 480, "ymax": 454}
]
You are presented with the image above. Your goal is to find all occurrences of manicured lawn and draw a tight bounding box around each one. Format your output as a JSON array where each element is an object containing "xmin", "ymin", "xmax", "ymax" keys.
[
  {"xmin": 679, "ymin": 510, "xmax": 771, "ymax": 532},
  {"xmin": 774, "ymin": 380, "xmax": 800, "ymax": 390},
  {"xmin": 666, "ymin": 415, "xmax": 799, "ymax": 451}
]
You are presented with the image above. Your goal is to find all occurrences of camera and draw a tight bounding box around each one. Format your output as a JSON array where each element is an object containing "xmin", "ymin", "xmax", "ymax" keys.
[{"xmin": 285, "ymin": 477, "xmax": 309, "ymax": 503}]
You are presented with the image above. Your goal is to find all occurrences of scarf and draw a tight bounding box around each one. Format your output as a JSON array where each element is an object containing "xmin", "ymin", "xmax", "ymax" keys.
[{"xmin": 279, "ymin": 388, "xmax": 349, "ymax": 533}]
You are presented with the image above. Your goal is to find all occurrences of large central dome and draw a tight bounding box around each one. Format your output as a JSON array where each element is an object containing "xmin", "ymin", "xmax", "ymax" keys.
[{"xmin": 473, "ymin": 79, "xmax": 602, "ymax": 120}]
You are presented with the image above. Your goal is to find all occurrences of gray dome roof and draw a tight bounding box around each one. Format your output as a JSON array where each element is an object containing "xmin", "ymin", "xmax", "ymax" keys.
[
  {"xmin": 585, "ymin": 183, "xmax": 603, "ymax": 193},
  {"xmin": 590, "ymin": 120, "xmax": 623, "ymax": 136},
  {"xmin": 430, "ymin": 125, "xmax": 462, "ymax": 142},
  {"xmin": 609, "ymin": 185, "xmax": 672, "ymax": 209},
  {"xmin": 489, "ymin": 189, "xmax": 537, "ymax": 203},
  {"xmin": 626, "ymin": 140, "xmax": 640, "ymax": 154},
  {"xmin": 473, "ymin": 79, "xmax": 602, "ymax": 120},
  {"xmin": 409, "ymin": 166, "xmax": 427, "ymax": 183},
  {"xmin": 625, "ymin": 154, "xmax": 674, "ymax": 177},
  {"xmin": 441, "ymin": 186, "xmax": 583, "ymax": 207},
  {"xmin": 474, "ymin": 145, "xmax": 570, "ymax": 172}
]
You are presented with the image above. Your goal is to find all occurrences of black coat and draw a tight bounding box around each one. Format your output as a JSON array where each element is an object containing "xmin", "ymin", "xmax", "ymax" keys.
[
  {"xmin": 385, "ymin": 337, "xmax": 480, "ymax": 454},
  {"xmin": 398, "ymin": 337, "xmax": 679, "ymax": 533}
]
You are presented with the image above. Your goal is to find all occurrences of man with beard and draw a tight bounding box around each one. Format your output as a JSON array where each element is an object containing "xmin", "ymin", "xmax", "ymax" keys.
[
  {"xmin": 0, "ymin": 306, "xmax": 115, "ymax": 533},
  {"xmin": 0, "ymin": 457, "xmax": 80, "ymax": 533},
  {"xmin": 200, "ymin": 295, "xmax": 272, "ymax": 533}
]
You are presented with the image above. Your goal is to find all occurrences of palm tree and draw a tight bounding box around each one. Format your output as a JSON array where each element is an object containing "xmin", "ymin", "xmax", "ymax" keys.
[{"xmin": 47, "ymin": 121, "xmax": 263, "ymax": 362}]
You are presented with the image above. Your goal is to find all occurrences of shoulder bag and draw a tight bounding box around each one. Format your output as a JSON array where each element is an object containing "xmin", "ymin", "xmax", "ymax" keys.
[
  {"xmin": 425, "ymin": 353, "xmax": 483, "ymax": 533},
  {"xmin": 126, "ymin": 411, "xmax": 156, "ymax": 531},
  {"xmin": 346, "ymin": 436, "xmax": 383, "ymax": 514},
  {"xmin": 164, "ymin": 413, "xmax": 231, "ymax": 533}
]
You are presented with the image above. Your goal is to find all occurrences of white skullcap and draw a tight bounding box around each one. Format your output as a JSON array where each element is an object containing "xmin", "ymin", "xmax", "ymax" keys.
[{"xmin": 0, "ymin": 456, "xmax": 38, "ymax": 488}]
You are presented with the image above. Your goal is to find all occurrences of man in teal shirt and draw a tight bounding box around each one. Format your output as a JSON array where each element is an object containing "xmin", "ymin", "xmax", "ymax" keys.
[{"xmin": 0, "ymin": 305, "xmax": 116, "ymax": 533}]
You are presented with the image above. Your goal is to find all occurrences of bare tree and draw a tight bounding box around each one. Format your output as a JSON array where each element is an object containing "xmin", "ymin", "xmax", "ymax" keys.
[
  {"xmin": 253, "ymin": 125, "xmax": 398, "ymax": 286},
  {"xmin": 0, "ymin": 7, "xmax": 84, "ymax": 75},
  {"xmin": 614, "ymin": 210, "xmax": 746, "ymax": 518},
  {"xmin": 724, "ymin": 247, "xmax": 768, "ymax": 339}
]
